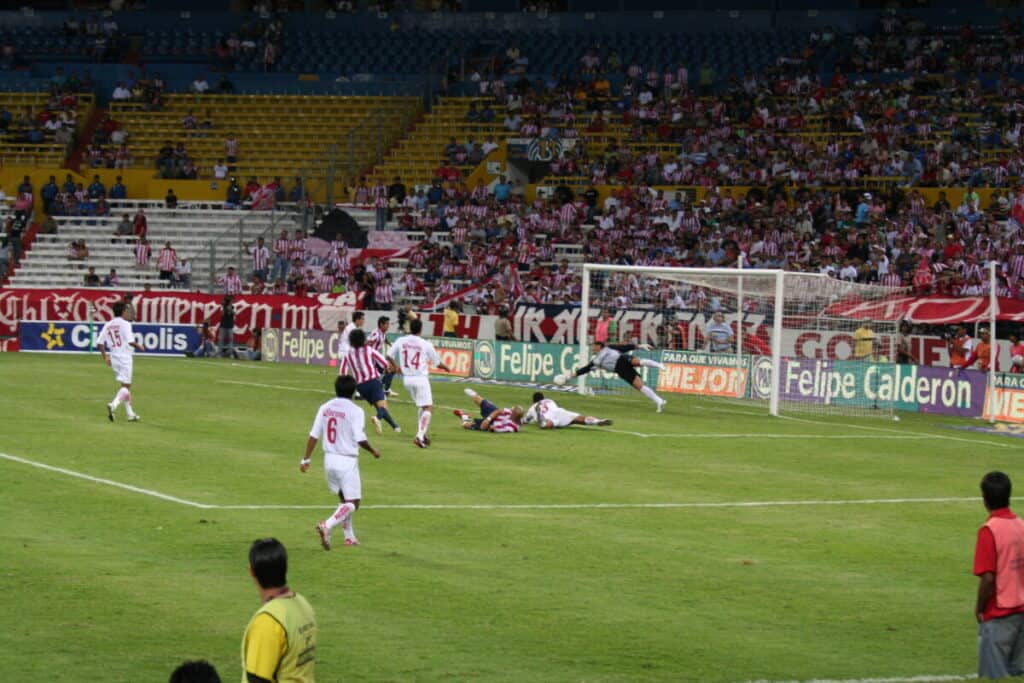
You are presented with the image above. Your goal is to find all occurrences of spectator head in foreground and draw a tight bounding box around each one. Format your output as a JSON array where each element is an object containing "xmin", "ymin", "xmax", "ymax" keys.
[{"xmin": 168, "ymin": 660, "xmax": 220, "ymax": 683}]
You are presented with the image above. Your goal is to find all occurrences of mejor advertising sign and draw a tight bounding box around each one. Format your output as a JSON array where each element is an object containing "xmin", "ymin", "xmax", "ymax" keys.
[
  {"xmin": 987, "ymin": 374, "xmax": 1024, "ymax": 424},
  {"xmin": 657, "ymin": 350, "xmax": 746, "ymax": 397},
  {"xmin": 19, "ymin": 321, "xmax": 198, "ymax": 355}
]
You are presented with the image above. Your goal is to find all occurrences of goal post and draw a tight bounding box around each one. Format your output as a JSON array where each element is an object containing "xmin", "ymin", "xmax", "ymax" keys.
[{"xmin": 579, "ymin": 263, "xmax": 914, "ymax": 419}]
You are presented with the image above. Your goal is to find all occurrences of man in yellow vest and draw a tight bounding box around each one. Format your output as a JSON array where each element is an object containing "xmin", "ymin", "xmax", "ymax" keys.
[
  {"xmin": 851, "ymin": 320, "xmax": 875, "ymax": 360},
  {"xmin": 242, "ymin": 538, "xmax": 317, "ymax": 682},
  {"xmin": 443, "ymin": 300, "xmax": 460, "ymax": 338},
  {"xmin": 975, "ymin": 471, "xmax": 1024, "ymax": 678}
]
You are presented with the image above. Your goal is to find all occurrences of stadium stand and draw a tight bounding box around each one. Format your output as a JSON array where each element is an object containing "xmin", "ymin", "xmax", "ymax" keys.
[
  {"xmin": 14, "ymin": 204, "xmax": 300, "ymax": 291},
  {"xmin": 0, "ymin": 91, "xmax": 93, "ymax": 166},
  {"xmin": 105, "ymin": 94, "xmax": 420, "ymax": 190},
  {"xmin": 370, "ymin": 96, "xmax": 510, "ymax": 188},
  {"xmin": 2, "ymin": 6, "xmax": 1024, "ymax": 311}
]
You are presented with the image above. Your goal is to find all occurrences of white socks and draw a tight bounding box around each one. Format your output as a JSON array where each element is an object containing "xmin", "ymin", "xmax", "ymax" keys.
[
  {"xmin": 640, "ymin": 385, "xmax": 661, "ymax": 405},
  {"xmin": 417, "ymin": 408, "xmax": 432, "ymax": 441},
  {"xmin": 639, "ymin": 358, "xmax": 666, "ymax": 370},
  {"xmin": 584, "ymin": 416, "xmax": 600, "ymax": 425},
  {"xmin": 325, "ymin": 502, "xmax": 355, "ymax": 532},
  {"xmin": 111, "ymin": 388, "xmax": 136, "ymax": 417}
]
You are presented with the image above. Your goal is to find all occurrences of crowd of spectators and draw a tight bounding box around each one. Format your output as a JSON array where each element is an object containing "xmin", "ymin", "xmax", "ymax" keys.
[
  {"xmin": 246, "ymin": 170, "xmax": 1024, "ymax": 310},
  {"xmin": 0, "ymin": 72, "xmax": 86, "ymax": 151},
  {"xmin": 212, "ymin": 6, "xmax": 286, "ymax": 72},
  {"xmin": 61, "ymin": 13, "xmax": 125, "ymax": 62},
  {"xmin": 39, "ymin": 173, "xmax": 127, "ymax": 217},
  {"xmin": 18, "ymin": 12, "xmax": 1024, "ymax": 312}
]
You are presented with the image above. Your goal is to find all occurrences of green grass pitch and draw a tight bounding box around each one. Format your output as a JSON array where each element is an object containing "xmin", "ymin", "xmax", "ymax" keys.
[{"xmin": 1, "ymin": 353, "xmax": 1019, "ymax": 682}]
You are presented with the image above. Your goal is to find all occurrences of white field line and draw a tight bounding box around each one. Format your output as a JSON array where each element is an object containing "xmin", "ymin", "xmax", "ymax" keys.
[
  {"xmin": 0, "ymin": 452, "xmax": 213, "ymax": 509},
  {"xmin": 216, "ymin": 380, "xmax": 940, "ymax": 442},
  {"xmin": 599, "ymin": 428, "xmax": 942, "ymax": 440},
  {"xmin": 1, "ymin": 451, "xmax": 978, "ymax": 511},
  {"xmin": 739, "ymin": 675, "xmax": 975, "ymax": 683},
  {"xmin": 217, "ymin": 379, "xmax": 326, "ymax": 393}
]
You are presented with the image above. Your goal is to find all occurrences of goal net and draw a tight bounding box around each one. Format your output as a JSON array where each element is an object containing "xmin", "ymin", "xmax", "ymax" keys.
[{"xmin": 579, "ymin": 264, "xmax": 914, "ymax": 419}]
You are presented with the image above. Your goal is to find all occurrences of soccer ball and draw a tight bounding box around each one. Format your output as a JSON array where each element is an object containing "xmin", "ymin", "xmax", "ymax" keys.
[
  {"xmin": 553, "ymin": 374, "xmax": 567, "ymax": 386},
  {"xmin": 1014, "ymin": 355, "xmax": 1024, "ymax": 369}
]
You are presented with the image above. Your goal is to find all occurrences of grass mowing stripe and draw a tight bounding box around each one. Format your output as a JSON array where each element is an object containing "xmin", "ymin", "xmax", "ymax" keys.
[
  {"xmin": 218, "ymin": 380, "xmax": 930, "ymax": 441},
  {"xmin": 0, "ymin": 451, "xmax": 978, "ymax": 511},
  {"xmin": 738, "ymin": 674, "xmax": 976, "ymax": 683}
]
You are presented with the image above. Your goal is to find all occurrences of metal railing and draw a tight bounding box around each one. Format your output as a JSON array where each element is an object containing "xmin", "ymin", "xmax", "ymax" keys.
[{"xmin": 194, "ymin": 207, "xmax": 295, "ymax": 293}]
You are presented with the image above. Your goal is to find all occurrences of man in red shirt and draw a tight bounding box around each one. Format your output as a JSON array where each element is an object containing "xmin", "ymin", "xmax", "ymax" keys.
[{"xmin": 974, "ymin": 470, "xmax": 1024, "ymax": 678}]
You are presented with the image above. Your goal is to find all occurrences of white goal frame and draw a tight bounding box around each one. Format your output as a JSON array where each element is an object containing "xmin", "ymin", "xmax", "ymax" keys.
[{"xmin": 579, "ymin": 264, "xmax": 787, "ymax": 416}]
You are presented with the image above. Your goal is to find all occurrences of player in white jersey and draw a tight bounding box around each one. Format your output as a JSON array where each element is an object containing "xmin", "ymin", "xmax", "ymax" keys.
[
  {"xmin": 335, "ymin": 311, "xmax": 364, "ymax": 364},
  {"xmin": 523, "ymin": 391, "xmax": 612, "ymax": 429},
  {"xmin": 97, "ymin": 301, "xmax": 145, "ymax": 422},
  {"xmin": 366, "ymin": 315, "xmax": 398, "ymax": 397},
  {"xmin": 572, "ymin": 341, "xmax": 668, "ymax": 412},
  {"xmin": 301, "ymin": 374, "xmax": 381, "ymax": 550},
  {"xmin": 387, "ymin": 318, "xmax": 450, "ymax": 448}
]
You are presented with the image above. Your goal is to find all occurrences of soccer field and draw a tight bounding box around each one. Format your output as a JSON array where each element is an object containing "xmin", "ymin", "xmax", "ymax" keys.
[{"xmin": 2, "ymin": 353, "xmax": 1019, "ymax": 683}]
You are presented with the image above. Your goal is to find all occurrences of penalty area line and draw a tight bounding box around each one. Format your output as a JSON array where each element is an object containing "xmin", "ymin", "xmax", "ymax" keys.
[{"xmin": 598, "ymin": 428, "xmax": 944, "ymax": 440}]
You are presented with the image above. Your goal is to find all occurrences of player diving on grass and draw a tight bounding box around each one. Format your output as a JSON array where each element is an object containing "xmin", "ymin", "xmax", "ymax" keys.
[
  {"xmin": 453, "ymin": 388, "xmax": 523, "ymax": 433},
  {"xmin": 523, "ymin": 392, "xmax": 612, "ymax": 429},
  {"xmin": 570, "ymin": 341, "xmax": 668, "ymax": 412}
]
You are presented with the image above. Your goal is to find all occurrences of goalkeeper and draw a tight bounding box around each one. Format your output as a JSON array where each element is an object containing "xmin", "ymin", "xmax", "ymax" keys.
[{"xmin": 571, "ymin": 341, "xmax": 668, "ymax": 412}]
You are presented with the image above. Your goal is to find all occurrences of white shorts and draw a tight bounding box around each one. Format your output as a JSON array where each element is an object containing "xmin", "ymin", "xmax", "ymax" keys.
[
  {"xmin": 403, "ymin": 375, "xmax": 433, "ymax": 408},
  {"xmin": 111, "ymin": 356, "xmax": 133, "ymax": 385},
  {"xmin": 324, "ymin": 455, "xmax": 361, "ymax": 500},
  {"xmin": 545, "ymin": 408, "xmax": 580, "ymax": 428}
]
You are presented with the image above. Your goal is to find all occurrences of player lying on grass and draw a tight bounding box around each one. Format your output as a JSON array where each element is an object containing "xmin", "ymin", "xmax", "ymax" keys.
[
  {"xmin": 453, "ymin": 388, "xmax": 523, "ymax": 433},
  {"xmin": 570, "ymin": 341, "xmax": 668, "ymax": 412},
  {"xmin": 523, "ymin": 392, "xmax": 612, "ymax": 429}
]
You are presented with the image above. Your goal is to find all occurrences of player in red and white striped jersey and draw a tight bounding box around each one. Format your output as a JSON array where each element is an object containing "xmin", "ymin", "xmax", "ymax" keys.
[
  {"xmin": 340, "ymin": 329, "xmax": 400, "ymax": 434},
  {"xmin": 367, "ymin": 316, "xmax": 397, "ymax": 397},
  {"xmin": 452, "ymin": 388, "xmax": 522, "ymax": 433}
]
